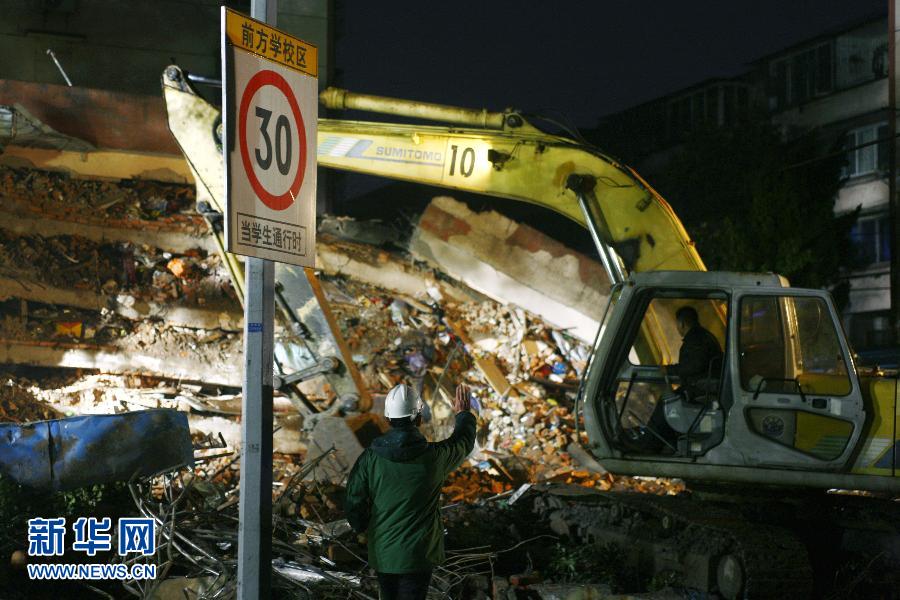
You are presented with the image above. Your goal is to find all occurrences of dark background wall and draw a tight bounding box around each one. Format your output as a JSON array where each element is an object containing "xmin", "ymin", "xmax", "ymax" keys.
[{"xmin": 0, "ymin": 0, "xmax": 331, "ymax": 95}]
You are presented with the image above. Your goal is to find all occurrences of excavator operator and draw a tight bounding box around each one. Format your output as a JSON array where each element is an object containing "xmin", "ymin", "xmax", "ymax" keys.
[
  {"xmin": 638, "ymin": 306, "xmax": 723, "ymax": 452},
  {"xmin": 663, "ymin": 306, "xmax": 723, "ymax": 397}
]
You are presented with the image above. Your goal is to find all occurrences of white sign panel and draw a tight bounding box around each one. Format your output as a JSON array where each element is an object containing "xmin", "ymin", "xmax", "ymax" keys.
[{"xmin": 223, "ymin": 8, "xmax": 318, "ymax": 266}]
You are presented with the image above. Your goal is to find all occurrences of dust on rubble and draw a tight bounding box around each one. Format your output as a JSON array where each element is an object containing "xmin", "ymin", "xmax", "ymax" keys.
[
  {"xmin": 0, "ymin": 165, "xmax": 199, "ymax": 226},
  {"xmin": 0, "ymin": 228, "xmax": 235, "ymax": 308},
  {"xmin": 0, "ymin": 377, "xmax": 61, "ymax": 422}
]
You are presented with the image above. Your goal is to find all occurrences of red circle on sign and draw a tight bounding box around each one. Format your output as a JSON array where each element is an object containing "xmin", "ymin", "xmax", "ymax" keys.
[{"xmin": 238, "ymin": 70, "xmax": 306, "ymax": 211}]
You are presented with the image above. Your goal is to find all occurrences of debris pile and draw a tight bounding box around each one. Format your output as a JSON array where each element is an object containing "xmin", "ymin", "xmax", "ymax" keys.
[
  {"xmin": 0, "ymin": 229, "xmax": 234, "ymax": 308},
  {"xmin": 0, "ymin": 166, "xmax": 199, "ymax": 226},
  {"xmin": 321, "ymin": 274, "xmax": 683, "ymax": 498},
  {"xmin": 4, "ymin": 448, "xmax": 679, "ymax": 599},
  {"xmin": 0, "ymin": 377, "xmax": 60, "ymax": 423},
  {"xmin": 0, "ymin": 163, "xmax": 687, "ymax": 597}
]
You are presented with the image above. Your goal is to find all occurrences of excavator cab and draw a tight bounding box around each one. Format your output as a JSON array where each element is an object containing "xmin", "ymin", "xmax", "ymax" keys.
[
  {"xmin": 609, "ymin": 290, "xmax": 729, "ymax": 458},
  {"xmin": 583, "ymin": 271, "xmax": 868, "ymax": 482}
]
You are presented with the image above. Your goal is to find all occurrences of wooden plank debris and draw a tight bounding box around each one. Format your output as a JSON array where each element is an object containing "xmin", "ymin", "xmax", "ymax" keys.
[
  {"xmin": 444, "ymin": 317, "xmax": 519, "ymax": 399},
  {"xmin": 304, "ymin": 267, "xmax": 372, "ymax": 412}
]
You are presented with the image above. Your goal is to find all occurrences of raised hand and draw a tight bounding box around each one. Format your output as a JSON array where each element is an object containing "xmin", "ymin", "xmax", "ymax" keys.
[{"xmin": 453, "ymin": 384, "xmax": 471, "ymax": 413}]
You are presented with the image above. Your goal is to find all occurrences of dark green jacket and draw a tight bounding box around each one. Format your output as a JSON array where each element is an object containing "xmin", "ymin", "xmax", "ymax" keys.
[{"xmin": 344, "ymin": 411, "xmax": 476, "ymax": 573}]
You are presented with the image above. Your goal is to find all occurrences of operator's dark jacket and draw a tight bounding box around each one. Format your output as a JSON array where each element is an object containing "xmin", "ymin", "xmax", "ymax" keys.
[
  {"xmin": 344, "ymin": 411, "xmax": 476, "ymax": 573},
  {"xmin": 670, "ymin": 324, "xmax": 722, "ymax": 390}
]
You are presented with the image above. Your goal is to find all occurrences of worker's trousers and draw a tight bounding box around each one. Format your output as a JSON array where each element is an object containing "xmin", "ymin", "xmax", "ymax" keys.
[{"xmin": 376, "ymin": 570, "xmax": 432, "ymax": 600}]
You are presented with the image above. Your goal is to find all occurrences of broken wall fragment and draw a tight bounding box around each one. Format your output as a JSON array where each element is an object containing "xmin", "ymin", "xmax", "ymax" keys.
[{"xmin": 409, "ymin": 196, "xmax": 611, "ymax": 343}]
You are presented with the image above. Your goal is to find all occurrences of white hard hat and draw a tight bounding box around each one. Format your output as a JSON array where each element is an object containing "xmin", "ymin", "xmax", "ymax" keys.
[{"xmin": 384, "ymin": 384, "xmax": 423, "ymax": 419}]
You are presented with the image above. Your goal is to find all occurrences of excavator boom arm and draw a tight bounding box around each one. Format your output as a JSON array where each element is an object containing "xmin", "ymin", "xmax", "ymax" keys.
[
  {"xmin": 314, "ymin": 118, "xmax": 705, "ymax": 277},
  {"xmin": 163, "ymin": 66, "xmax": 703, "ymax": 288}
]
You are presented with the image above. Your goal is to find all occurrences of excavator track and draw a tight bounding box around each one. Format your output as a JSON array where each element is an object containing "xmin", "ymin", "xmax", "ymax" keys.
[
  {"xmin": 529, "ymin": 485, "xmax": 814, "ymax": 598},
  {"xmin": 526, "ymin": 484, "xmax": 900, "ymax": 598}
]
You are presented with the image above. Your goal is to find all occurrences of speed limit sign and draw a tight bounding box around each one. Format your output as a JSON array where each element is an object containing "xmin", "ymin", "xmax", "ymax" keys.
[{"xmin": 223, "ymin": 8, "xmax": 318, "ymax": 266}]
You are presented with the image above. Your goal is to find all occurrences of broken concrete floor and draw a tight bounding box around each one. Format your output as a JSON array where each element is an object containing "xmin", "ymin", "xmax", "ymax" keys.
[{"xmin": 410, "ymin": 196, "xmax": 611, "ymax": 343}]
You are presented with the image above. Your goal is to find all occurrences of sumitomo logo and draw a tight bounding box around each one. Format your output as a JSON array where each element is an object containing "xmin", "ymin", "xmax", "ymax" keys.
[
  {"xmin": 316, "ymin": 137, "xmax": 444, "ymax": 167},
  {"xmin": 375, "ymin": 146, "xmax": 443, "ymax": 163}
]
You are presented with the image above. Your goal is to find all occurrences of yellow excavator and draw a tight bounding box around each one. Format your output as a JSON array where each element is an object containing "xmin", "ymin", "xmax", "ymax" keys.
[{"xmin": 162, "ymin": 65, "xmax": 899, "ymax": 598}]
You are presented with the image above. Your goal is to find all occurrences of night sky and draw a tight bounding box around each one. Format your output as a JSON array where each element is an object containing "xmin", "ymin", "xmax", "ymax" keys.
[{"xmin": 335, "ymin": 0, "xmax": 886, "ymax": 128}]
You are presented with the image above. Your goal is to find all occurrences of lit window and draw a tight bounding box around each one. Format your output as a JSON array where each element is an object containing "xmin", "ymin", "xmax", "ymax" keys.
[{"xmin": 843, "ymin": 123, "xmax": 889, "ymax": 178}]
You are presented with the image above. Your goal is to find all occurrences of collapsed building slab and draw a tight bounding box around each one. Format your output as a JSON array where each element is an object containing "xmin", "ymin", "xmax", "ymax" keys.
[
  {"xmin": 0, "ymin": 210, "xmax": 215, "ymax": 255},
  {"xmin": 0, "ymin": 79, "xmax": 193, "ymax": 183},
  {"xmin": 0, "ymin": 338, "xmax": 241, "ymax": 387},
  {"xmin": 409, "ymin": 197, "xmax": 610, "ymax": 343},
  {"xmin": 316, "ymin": 235, "xmax": 480, "ymax": 304},
  {"xmin": 0, "ymin": 275, "xmax": 241, "ymax": 331}
]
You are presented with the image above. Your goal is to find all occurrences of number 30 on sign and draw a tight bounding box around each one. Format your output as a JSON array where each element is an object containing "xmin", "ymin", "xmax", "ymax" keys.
[{"xmin": 223, "ymin": 7, "xmax": 318, "ymax": 267}]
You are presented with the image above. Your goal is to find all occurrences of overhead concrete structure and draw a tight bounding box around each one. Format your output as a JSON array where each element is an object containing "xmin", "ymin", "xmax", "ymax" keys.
[{"xmin": 410, "ymin": 196, "xmax": 611, "ymax": 343}]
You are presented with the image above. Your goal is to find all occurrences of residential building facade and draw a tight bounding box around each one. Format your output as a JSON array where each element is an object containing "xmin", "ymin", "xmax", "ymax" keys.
[
  {"xmin": 596, "ymin": 14, "xmax": 892, "ymax": 356},
  {"xmin": 762, "ymin": 15, "xmax": 890, "ymax": 352}
]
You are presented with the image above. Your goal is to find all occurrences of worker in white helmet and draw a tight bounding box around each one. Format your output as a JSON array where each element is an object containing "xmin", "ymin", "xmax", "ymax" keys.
[{"xmin": 344, "ymin": 383, "xmax": 475, "ymax": 600}]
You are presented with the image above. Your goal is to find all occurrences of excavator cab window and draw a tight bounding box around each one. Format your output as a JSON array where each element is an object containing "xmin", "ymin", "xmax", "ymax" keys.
[
  {"xmin": 611, "ymin": 292, "xmax": 728, "ymax": 457},
  {"xmin": 738, "ymin": 296, "xmax": 851, "ymax": 397},
  {"xmin": 739, "ymin": 295, "xmax": 855, "ymax": 460}
]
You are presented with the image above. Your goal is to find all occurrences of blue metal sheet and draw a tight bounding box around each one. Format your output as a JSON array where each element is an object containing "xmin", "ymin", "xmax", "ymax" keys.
[{"xmin": 0, "ymin": 409, "xmax": 194, "ymax": 491}]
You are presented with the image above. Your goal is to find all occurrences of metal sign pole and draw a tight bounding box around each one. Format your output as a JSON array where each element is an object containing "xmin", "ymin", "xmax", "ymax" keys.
[
  {"xmin": 237, "ymin": 1, "xmax": 277, "ymax": 598},
  {"xmin": 237, "ymin": 259, "xmax": 275, "ymax": 599}
]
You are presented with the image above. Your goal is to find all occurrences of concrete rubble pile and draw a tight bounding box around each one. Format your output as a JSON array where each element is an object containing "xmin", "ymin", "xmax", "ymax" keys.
[
  {"xmin": 0, "ymin": 164, "xmax": 684, "ymax": 598},
  {"xmin": 0, "ymin": 166, "xmax": 235, "ymax": 310},
  {"xmin": 0, "ymin": 227, "xmax": 231, "ymax": 304},
  {"xmin": 321, "ymin": 274, "xmax": 682, "ymax": 501},
  {"xmin": 0, "ymin": 165, "xmax": 198, "ymax": 223}
]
